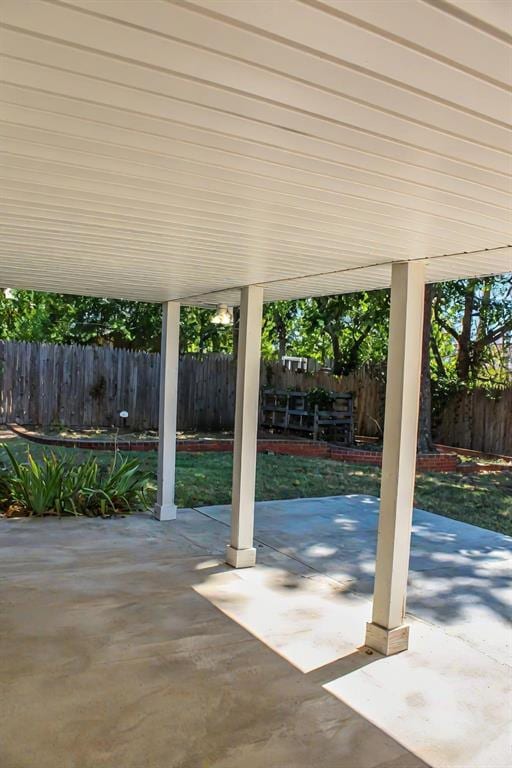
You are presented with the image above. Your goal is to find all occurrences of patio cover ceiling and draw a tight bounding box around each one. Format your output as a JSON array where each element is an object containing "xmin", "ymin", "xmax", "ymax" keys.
[{"xmin": 0, "ymin": 0, "xmax": 511, "ymax": 306}]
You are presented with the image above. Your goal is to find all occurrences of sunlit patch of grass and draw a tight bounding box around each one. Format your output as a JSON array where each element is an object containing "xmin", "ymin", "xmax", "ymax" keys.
[
  {"xmin": 414, "ymin": 470, "xmax": 512, "ymax": 534},
  {"xmin": 1, "ymin": 437, "xmax": 510, "ymax": 534}
]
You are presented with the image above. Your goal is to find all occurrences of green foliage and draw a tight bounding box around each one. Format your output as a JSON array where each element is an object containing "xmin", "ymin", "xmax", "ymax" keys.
[
  {"xmin": 2, "ymin": 439, "xmax": 510, "ymax": 534},
  {"xmin": 306, "ymin": 387, "xmax": 335, "ymax": 410},
  {"xmin": 0, "ymin": 290, "xmax": 160, "ymax": 350},
  {"xmin": 432, "ymin": 275, "xmax": 512, "ymax": 390},
  {"xmin": 0, "ymin": 463, "xmax": 11, "ymax": 510},
  {"xmin": 1, "ymin": 274, "xmax": 510, "ymax": 393},
  {"xmin": 179, "ymin": 306, "xmax": 234, "ymax": 354},
  {"xmin": 3, "ymin": 446, "xmax": 69, "ymax": 516},
  {"xmin": 0, "ymin": 445, "xmax": 150, "ymax": 517},
  {"xmin": 298, "ymin": 291, "xmax": 390, "ymax": 375},
  {"xmin": 86, "ymin": 456, "xmax": 150, "ymax": 516},
  {"xmin": 0, "ymin": 290, "xmax": 231, "ymax": 354},
  {"xmin": 261, "ymin": 301, "xmax": 301, "ymax": 359}
]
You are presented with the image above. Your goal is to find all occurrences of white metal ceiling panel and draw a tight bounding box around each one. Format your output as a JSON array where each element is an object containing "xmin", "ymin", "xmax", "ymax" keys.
[{"xmin": 0, "ymin": 0, "xmax": 510, "ymax": 305}]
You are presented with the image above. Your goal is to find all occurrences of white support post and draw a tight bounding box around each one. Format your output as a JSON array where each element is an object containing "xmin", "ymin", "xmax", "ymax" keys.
[
  {"xmin": 154, "ymin": 301, "xmax": 180, "ymax": 521},
  {"xmin": 365, "ymin": 261, "xmax": 425, "ymax": 655},
  {"xmin": 226, "ymin": 285, "xmax": 264, "ymax": 568}
]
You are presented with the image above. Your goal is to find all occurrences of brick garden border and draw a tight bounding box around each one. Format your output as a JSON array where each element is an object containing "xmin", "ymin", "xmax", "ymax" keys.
[
  {"xmin": 8, "ymin": 423, "xmax": 159, "ymax": 452},
  {"xmin": 8, "ymin": 423, "xmax": 509, "ymax": 474}
]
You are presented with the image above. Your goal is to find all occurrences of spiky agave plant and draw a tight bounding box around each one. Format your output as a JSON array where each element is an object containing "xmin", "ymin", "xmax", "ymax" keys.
[
  {"xmin": 1, "ymin": 446, "xmax": 151, "ymax": 517},
  {"xmin": 63, "ymin": 455, "xmax": 99, "ymax": 516},
  {"xmin": 2, "ymin": 445, "xmax": 68, "ymax": 516},
  {"xmin": 82, "ymin": 454, "xmax": 151, "ymax": 517},
  {"xmin": 0, "ymin": 459, "xmax": 12, "ymax": 513}
]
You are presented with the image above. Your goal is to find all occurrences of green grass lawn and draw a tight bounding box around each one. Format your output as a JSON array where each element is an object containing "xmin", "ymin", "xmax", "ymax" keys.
[{"xmin": 1, "ymin": 436, "xmax": 511, "ymax": 535}]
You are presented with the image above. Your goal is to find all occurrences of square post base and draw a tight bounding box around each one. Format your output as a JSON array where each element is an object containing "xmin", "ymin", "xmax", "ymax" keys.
[
  {"xmin": 153, "ymin": 503, "xmax": 177, "ymax": 521},
  {"xmin": 365, "ymin": 622, "xmax": 409, "ymax": 656},
  {"xmin": 225, "ymin": 545, "xmax": 257, "ymax": 568}
]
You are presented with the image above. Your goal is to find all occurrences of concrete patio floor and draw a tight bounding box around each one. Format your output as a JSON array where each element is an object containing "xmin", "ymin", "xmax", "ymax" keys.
[
  {"xmin": 202, "ymin": 495, "xmax": 512, "ymax": 665},
  {"xmin": 0, "ymin": 496, "xmax": 510, "ymax": 768}
]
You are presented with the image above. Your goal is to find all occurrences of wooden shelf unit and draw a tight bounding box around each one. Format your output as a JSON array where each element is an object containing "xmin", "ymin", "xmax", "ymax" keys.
[{"xmin": 260, "ymin": 389, "xmax": 354, "ymax": 445}]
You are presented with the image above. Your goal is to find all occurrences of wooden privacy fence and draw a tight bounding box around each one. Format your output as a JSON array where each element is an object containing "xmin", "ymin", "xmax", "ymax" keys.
[
  {"xmin": 436, "ymin": 388, "xmax": 512, "ymax": 456},
  {"xmin": 0, "ymin": 341, "xmax": 510, "ymax": 454},
  {"xmin": 0, "ymin": 341, "xmax": 382, "ymax": 435},
  {"xmin": 0, "ymin": 341, "xmax": 161, "ymax": 430}
]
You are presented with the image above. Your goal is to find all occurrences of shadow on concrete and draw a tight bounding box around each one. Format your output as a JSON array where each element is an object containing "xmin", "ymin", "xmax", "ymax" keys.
[
  {"xmin": 198, "ymin": 495, "xmax": 512, "ymax": 636},
  {"xmin": 0, "ymin": 511, "xmax": 433, "ymax": 768},
  {"xmin": 306, "ymin": 648, "xmax": 382, "ymax": 685}
]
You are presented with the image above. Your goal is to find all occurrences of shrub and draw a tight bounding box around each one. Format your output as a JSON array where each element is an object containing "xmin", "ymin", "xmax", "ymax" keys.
[
  {"xmin": 79, "ymin": 455, "xmax": 151, "ymax": 517},
  {"xmin": 0, "ymin": 462, "xmax": 12, "ymax": 512},
  {"xmin": 0, "ymin": 445, "xmax": 150, "ymax": 518},
  {"xmin": 3, "ymin": 448, "xmax": 68, "ymax": 516},
  {"xmin": 306, "ymin": 387, "xmax": 335, "ymax": 411}
]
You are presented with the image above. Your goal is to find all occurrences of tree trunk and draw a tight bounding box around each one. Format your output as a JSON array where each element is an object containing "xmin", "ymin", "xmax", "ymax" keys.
[
  {"xmin": 472, "ymin": 278, "xmax": 491, "ymax": 374},
  {"xmin": 417, "ymin": 283, "xmax": 434, "ymax": 453},
  {"xmin": 456, "ymin": 280, "xmax": 476, "ymax": 382},
  {"xmin": 329, "ymin": 332, "xmax": 344, "ymax": 376},
  {"xmin": 274, "ymin": 310, "xmax": 287, "ymax": 360}
]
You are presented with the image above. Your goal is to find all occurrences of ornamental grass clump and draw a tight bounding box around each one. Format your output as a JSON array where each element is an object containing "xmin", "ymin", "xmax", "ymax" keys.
[
  {"xmin": 2, "ymin": 448, "xmax": 68, "ymax": 517},
  {"xmin": 0, "ymin": 445, "xmax": 150, "ymax": 518},
  {"xmin": 0, "ymin": 463, "xmax": 12, "ymax": 512},
  {"xmin": 80, "ymin": 455, "xmax": 151, "ymax": 517}
]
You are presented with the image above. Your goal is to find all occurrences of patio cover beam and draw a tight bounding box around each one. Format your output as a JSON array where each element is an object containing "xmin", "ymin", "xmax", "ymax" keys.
[
  {"xmin": 365, "ymin": 260, "xmax": 425, "ymax": 655},
  {"xmin": 226, "ymin": 284, "xmax": 264, "ymax": 568}
]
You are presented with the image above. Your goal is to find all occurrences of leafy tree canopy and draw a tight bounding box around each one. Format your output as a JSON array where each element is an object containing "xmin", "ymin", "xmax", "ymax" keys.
[{"xmin": 1, "ymin": 273, "xmax": 510, "ymax": 391}]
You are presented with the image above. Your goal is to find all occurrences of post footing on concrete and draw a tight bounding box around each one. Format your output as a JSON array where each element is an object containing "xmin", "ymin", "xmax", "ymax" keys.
[
  {"xmin": 226, "ymin": 545, "xmax": 257, "ymax": 568},
  {"xmin": 365, "ymin": 622, "xmax": 409, "ymax": 656},
  {"xmin": 153, "ymin": 503, "xmax": 177, "ymax": 521}
]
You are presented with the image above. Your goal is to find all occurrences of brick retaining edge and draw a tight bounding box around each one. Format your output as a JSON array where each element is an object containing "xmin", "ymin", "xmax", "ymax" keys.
[{"xmin": 6, "ymin": 424, "xmax": 511, "ymax": 474}]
